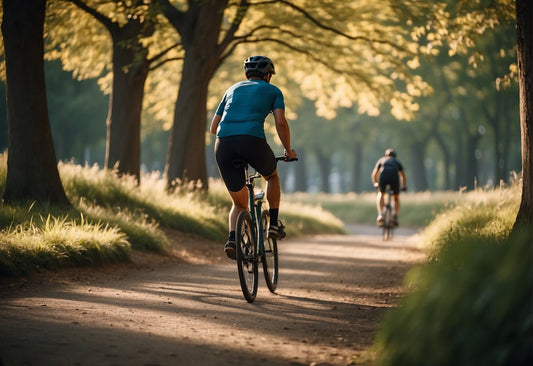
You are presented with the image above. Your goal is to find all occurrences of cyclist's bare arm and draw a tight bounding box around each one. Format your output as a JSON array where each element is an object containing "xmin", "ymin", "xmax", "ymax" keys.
[
  {"xmin": 210, "ymin": 114, "xmax": 222, "ymax": 135},
  {"xmin": 273, "ymin": 108, "xmax": 297, "ymax": 160},
  {"xmin": 371, "ymin": 167, "xmax": 379, "ymax": 185},
  {"xmin": 399, "ymin": 170, "xmax": 407, "ymax": 189}
]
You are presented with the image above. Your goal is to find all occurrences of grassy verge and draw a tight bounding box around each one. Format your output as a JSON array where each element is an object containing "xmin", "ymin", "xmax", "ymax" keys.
[
  {"xmin": 285, "ymin": 190, "xmax": 458, "ymax": 228},
  {"xmin": 0, "ymin": 156, "xmax": 343, "ymax": 276},
  {"xmin": 370, "ymin": 183, "xmax": 532, "ymax": 366}
]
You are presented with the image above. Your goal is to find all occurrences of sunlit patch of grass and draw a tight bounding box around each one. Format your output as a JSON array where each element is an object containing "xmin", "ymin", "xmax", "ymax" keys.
[
  {"xmin": 281, "ymin": 201, "xmax": 346, "ymax": 235},
  {"xmin": 60, "ymin": 163, "xmax": 228, "ymax": 242},
  {"xmin": 0, "ymin": 214, "xmax": 130, "ymax": 276},
  {"xmin": 421, "ymin": 185, "xmax": 520, "ymax": 256},
  {"xmin": 77, "ymin": 198, "xmax": 168, "ymax": 253}
]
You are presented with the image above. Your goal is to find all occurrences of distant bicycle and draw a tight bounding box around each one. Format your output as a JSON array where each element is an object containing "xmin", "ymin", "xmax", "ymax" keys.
[
  {"xmin": 381, "ymin": 185, "xmax": 395, "ymax": 241},
  {"xmin": 234, "ymin": 156, "xmax": 297, "ymax": 303}
]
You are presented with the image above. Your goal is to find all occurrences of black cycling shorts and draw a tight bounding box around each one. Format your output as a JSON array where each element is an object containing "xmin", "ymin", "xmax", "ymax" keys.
[
  {"xmin": 378, "ymin": 169, "xmax": 400, "ymax": 194},
  {"xmin": 215, "ymin": 135, "xmax": 276, "ymax": 192}
]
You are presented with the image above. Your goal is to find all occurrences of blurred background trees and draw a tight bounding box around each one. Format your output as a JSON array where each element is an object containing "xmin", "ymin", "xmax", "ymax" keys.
[{"xmin": 0, "ymin": 0, "xmax": 522, "ymax": 196}]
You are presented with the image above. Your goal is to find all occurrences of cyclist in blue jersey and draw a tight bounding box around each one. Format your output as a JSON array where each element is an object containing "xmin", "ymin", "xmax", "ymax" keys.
[
  {"xmin": 210, "ymin": 55, "xmax": 297, "ymax": 260},
  {"xmin": 371, "ymin": 148, "xmax": 407, "ymax": 227}
]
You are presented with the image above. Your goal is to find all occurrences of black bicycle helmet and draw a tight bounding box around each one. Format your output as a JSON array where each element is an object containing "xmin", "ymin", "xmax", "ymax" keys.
[
  {"xmin": 243, "ymin": 56, "xmax": 276, "ymax": 76},
  {"xmin": 385, "ymin": 148, "xmax": 396, "ymax": 157}
]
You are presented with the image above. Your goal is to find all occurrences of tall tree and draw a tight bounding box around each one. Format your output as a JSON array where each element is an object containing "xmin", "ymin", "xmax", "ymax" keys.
[
  {"xmin": 50, "ymin": 0, "xmax": 157, "ymax": 182},
  {"xmin": 513, "ymin": 0, "xmax": 533, "ymax": 234},
  {"xmin": 158, "ymin": 0, "xmax": 434, "ymax": 190},
  {"xmin": 1, "ymin": 0, "xmax": 70, "ymax": 205}
]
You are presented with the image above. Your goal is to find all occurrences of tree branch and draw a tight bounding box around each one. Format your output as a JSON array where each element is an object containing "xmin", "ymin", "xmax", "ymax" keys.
[
  {"xmin": 156, "ymin": 0, "xmax": 185, "ymax": 34},
  {"xmin": 147, "ymin": 42, "xmax": 182, "ymax": 65},
  {"xmin": 218, "ymin": 0, "xmax": 250, "ymax": 53},
  {"xmin": 65, "ymin": 0, "xmax": 116, "ymax": 32},
  {"xmin": 149, "ymin": 56, "xmax": 184, "ymax": 71}
]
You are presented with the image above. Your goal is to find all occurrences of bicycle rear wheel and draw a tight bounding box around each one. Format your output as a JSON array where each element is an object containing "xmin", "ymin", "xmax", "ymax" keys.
[
  {"xmin": 382, "ymin": 205, "xmax": 393, "ymax": 241},
  {"xmin": 236, "ymin": 210, "xmax": 258, "ymax": 302},
  {"xmin": 261, "ymin": 210, "xmax": 278, "ymax": 293}
]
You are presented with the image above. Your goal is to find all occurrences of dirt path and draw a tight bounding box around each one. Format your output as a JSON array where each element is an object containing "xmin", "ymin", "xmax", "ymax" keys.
[{"xmin": 0, "ymin": 225, "xmax": 425, "ymax": 366}]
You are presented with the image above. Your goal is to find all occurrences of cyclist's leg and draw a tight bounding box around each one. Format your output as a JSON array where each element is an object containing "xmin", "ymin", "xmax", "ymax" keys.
[
  {"xmin": 390, "ymin": 177, "xmax": 400, "ymax": 216},
  {"xmin": 377, "ymin": 174, "xmax": 387, "ymax": 216},
  {"xmin": 264, "ymin": 171, "xmax": 285, "ymax": 238},
  {"xmin": 393, "ymin": 194, "xmax": 400, "ymax": 215},
  {"xmin": 245, "ymin": 138, "xmax": 285, "ymax": 238},
  {"xmin": 390, "ymin": 179, "xmax": 400, "ymax": 226},
  {"xmin": 215, "ymin": 136, "xmax": 248, "ymax": 258},
  {"xmin": 376, "ymin": 191, "xmax": 384, "ymax": 213},
  {"xmin": 264, "ymin": 169, "xmax": 280, "ymax": 209},
  {"xmin": 229, "ymin": 188, "xmax": 248, "ymax": 232}
]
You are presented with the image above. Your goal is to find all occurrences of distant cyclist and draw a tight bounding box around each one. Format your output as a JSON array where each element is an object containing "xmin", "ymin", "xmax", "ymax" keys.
[
  {"xmin": 371, "ymin": 148, "xmax": 407, "ymax": 227},
  {"xmin": 210, "ymin": 55, "xmax": 297, "ymax": 260}
]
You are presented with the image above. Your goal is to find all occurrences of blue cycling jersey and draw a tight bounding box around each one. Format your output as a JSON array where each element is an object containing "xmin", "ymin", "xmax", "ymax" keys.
[{"xmin": 215, "ymin": 79, "xmax": 285, "ymax": 138}]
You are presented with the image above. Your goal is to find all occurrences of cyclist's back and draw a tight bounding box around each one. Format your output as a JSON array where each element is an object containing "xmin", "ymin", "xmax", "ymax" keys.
[
  {"xmin": 375, "ymin": 156, "xmax": 403, "ymax": 194},
  {"xmin": 371, "ymin": 148, "xmax": 407, "ymax": 227}
]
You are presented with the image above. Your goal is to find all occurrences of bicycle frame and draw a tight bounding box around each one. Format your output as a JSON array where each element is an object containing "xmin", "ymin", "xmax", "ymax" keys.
[
  {"xmin": 243, "ymin": 165, "xmax": 266, "ymax": 259},
  {"xmin": 235, "ymin": 156, "xmax": 296, "ymax": 302}
]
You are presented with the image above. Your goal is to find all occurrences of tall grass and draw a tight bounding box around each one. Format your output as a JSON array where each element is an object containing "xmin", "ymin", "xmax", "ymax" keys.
[
  {"xmin": 372, "ymin": 183, "xmax": 532, "ymax": 366},
  {"xmin": 0, "ymin": 155, "xmax": 344, "ymax": 276},
  {"xmin": 0, "ymin": 215, "xmax": 130, "ymax": 276}
]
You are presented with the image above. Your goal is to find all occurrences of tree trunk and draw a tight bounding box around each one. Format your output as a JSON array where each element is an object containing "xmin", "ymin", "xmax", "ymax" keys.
[
  {"xmin": 465, "ymin": 132, "xmax": 481, "ymax": 190},
  {"xmin": 162, "ymin": 0, "xmax": 228, "ymax": 190},
  {"xmin": 453, "ymin": 130, "xmax": 466, "ymax": 189},
  {"xmin": 316, "ymin": 150, "xmax": 331, "ymax": 193},
  {"xmin": 409, "ymin": 141, "xmax": 429, "ymax": 191},
  {"xmin": 1, "ymin": 0, "xmax": 70, "ymax": 206},
  {"xmin": 350, "ymin": 142, "xmax": 363, "ymax": 192},
  {"xmin": 433, "ymin": 128, "xmax": 452, "ymax": 189},
  {"xmin": 513, "ymin": 0, "xmax": 533, "ymax": 235},
  {"xmin": 164, "ymin": 53, "xmax": 212, "ymax": 189},
  {"xmin": 293, "ymin": 156, "xmax": 308, "ymax": 192},
  {"xmin": 105, "ymin": 36, "xmax": 149, "ymax": 182}
]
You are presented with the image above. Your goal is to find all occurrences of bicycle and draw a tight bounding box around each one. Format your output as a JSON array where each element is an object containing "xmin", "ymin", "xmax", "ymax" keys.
[
  {"xmin": 234, "ymin": 156, "xmax": 297, "ymax": 303},
  {"xmin": 381, "ymin": 185, "xmax": 395, "ymax": 241}
]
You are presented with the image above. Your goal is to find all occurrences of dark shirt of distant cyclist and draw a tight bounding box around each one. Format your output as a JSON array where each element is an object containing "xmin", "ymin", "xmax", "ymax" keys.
[{"xmin": 374, "ymin": 151, "xmax": 404, "ymax": 195}]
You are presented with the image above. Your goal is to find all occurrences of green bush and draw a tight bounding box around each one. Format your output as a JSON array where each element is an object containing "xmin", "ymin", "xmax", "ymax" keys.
[
  {"xmin": 375, "ymin": 232, "xmax": 532, "ymax": 366},
  {"xmin": 374, "ymin": 184, "xmax": 532, "ymax": 366}
]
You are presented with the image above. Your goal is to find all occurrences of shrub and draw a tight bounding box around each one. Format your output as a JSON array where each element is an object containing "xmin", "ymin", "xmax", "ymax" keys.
[{"xmin": 375, "ymin": 232, "xmax": 532, "ymax": 366}]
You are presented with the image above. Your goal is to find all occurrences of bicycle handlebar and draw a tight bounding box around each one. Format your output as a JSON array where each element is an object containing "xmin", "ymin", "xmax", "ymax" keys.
[{"xmin": 275, "ymin": 156, "xmax": 298, "ymax": 162}]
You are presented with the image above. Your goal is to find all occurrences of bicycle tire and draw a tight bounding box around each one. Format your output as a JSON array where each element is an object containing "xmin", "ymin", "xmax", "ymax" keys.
[
  {"xmin": 261, "ymin": 210, "xmax": 278, "ymax": 293},
  {"xmin": 236, "ymin": 210, "xmax": 258, "ymax": 302}
]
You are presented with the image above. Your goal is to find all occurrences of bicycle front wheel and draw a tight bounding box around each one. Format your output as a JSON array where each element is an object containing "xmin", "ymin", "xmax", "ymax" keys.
[
  {"xmin": 261, "ymin": 210, "xmax": 278, "ymax": 293},
  {"xmin": 236, "ymin": 210, "xmax": 258, "ymax": 302}
]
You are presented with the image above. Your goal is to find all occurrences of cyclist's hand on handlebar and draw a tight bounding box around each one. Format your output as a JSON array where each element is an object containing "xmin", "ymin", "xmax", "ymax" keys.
[{"xmin": 284, "ymin": 148, "xmax": 297, "ymax": 161}]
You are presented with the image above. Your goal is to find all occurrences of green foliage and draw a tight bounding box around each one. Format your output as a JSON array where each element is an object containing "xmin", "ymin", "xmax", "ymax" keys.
[
  {"xmin": 373, "ymin": 184, "xmax": 532, "ymax": 366},
  {"xmin": 0, "ymin": 157, "xmax": 344, "ymax": 276}
]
